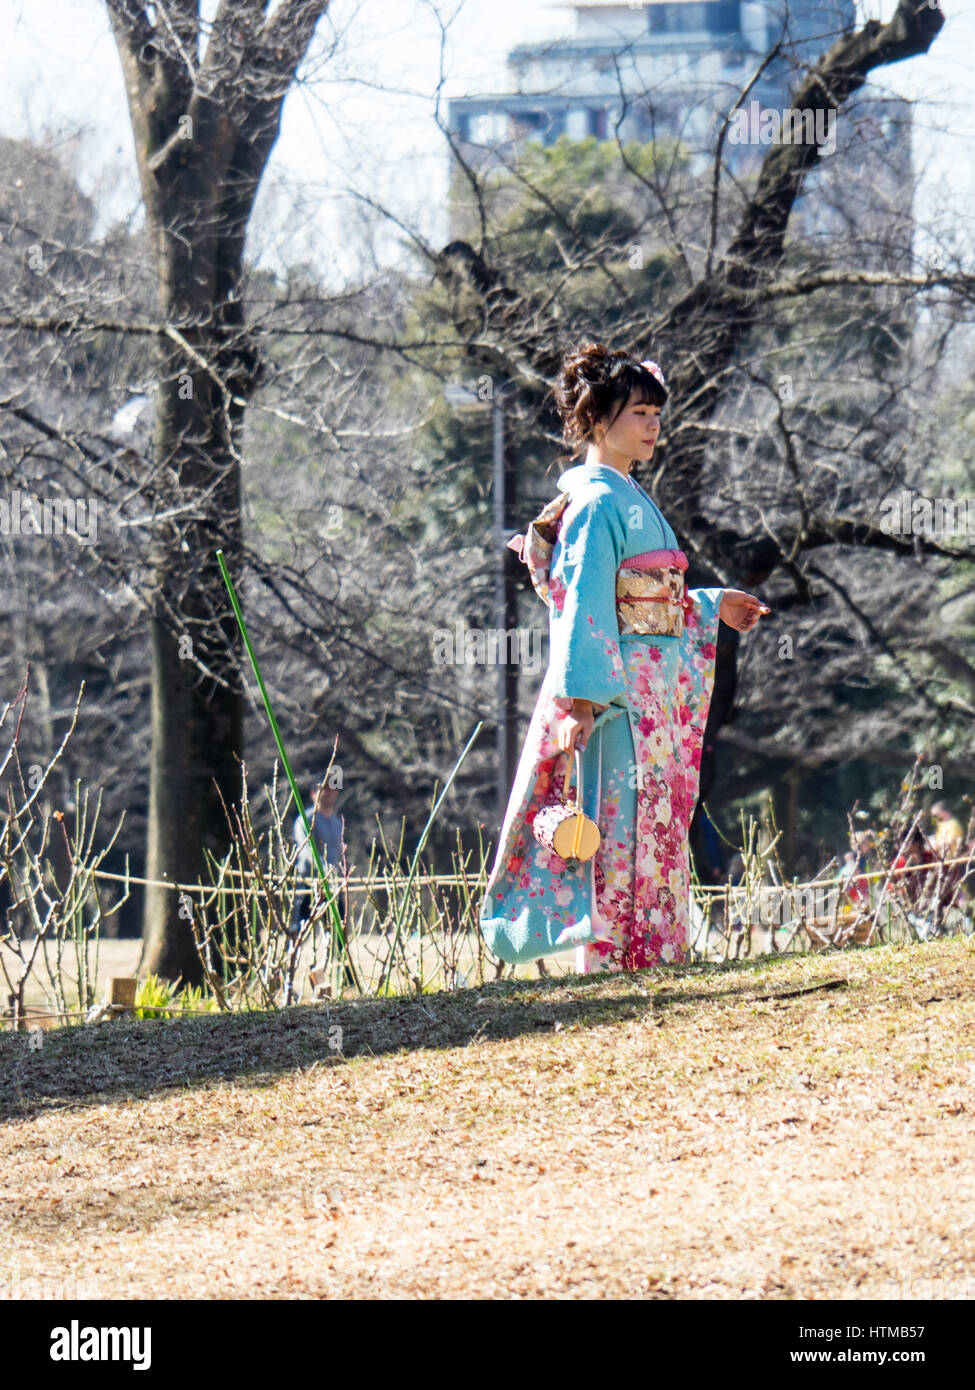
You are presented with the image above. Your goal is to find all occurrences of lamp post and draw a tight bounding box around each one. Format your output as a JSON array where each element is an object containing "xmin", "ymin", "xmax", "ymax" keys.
[{"xmin": 442, "ymin": 377, "xmax": 519, "ymax": 830}]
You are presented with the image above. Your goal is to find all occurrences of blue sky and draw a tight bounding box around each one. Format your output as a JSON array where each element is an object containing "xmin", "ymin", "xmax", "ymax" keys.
[{"xmin": 2, "ymin": 0, "xmax": 972, "ymax": 282}]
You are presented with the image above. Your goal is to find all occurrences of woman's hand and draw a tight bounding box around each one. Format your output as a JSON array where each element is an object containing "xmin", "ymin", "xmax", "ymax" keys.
[
  {"xmin": 558, "ymin": 698, "xmax": 594, "ymax": 753},
  {"xmin": 719, "ymin": 589, "xmax": 771, "ymax": 633}
]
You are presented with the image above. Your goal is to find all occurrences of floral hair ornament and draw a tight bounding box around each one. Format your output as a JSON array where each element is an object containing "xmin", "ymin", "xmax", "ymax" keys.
[{"xmin": 640, "ymin": 358, "xmax": 666, "ymax": 387}]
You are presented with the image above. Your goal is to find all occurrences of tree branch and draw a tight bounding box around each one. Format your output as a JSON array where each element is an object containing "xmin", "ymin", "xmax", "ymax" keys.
[{"xmin": 720, "ymin": 0, "xmax": 945, "ymax": 280}]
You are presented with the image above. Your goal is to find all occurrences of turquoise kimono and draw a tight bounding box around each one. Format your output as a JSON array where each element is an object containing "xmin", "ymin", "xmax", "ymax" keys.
[{"xmin": 479, "ymin": 461, "xmax": 723, "ymax": 970}]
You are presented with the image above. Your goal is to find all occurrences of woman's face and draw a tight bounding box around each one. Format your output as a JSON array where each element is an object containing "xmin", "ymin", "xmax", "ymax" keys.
[{"xmin": 596, "ymin": 388, "xmax": 662, "ymax": 461}]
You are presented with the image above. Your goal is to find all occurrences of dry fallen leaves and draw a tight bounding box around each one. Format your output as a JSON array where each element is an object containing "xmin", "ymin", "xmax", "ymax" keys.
[{"xmin": 1, "ymin": 939, "xmax": 974, "ymax": 1298}]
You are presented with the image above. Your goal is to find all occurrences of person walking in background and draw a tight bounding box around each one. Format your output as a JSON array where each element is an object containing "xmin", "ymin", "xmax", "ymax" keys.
[{"xmin": 290, "ymin": 773, "xmax": 347, "ymax": 934}]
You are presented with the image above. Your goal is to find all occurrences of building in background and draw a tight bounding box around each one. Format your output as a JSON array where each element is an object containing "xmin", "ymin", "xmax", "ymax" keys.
[{"xmin": 446, "ymin": 0, "xmax": 911, "ymax": 259}]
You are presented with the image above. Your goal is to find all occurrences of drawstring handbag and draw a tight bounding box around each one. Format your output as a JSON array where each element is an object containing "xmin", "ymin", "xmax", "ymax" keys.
[{"xmin": 532, "ymin": 745, "xmax": 601, "ymax": 869}]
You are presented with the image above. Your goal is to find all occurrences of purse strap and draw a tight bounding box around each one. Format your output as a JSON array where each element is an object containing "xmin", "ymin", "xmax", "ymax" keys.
[
  {"xmin": 562, "ymin": 747, "xmax": 581, "ymax": 804},
  {"xmin": 563, "ymin": 749, "xmax": 587, "ymax": 858}
]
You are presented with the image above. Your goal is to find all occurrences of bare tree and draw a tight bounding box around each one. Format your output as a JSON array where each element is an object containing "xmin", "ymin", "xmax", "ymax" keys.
[{"xmin": 103, "ymin": 1, "xmax": 333, "ymax": 981}]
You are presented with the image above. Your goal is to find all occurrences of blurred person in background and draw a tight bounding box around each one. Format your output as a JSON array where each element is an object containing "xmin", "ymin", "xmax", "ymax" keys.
[
  {"xmin": 930, "ymin": 801, "xmax": 964, "ymax": 858},
  {"xmin": 290, "ymin": 773, "xmax": 347, "ymax": 935}
]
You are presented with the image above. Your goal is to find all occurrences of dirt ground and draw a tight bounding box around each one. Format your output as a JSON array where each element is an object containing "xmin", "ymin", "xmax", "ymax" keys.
[{"xmin": 2, "ymin": 938, "xmax": 974, "ymax": 1299}]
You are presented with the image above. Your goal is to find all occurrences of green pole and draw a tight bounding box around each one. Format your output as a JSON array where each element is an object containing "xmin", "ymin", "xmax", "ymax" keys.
[{"xmin": 216, "ymin": 549, "xmax": 360, "ymax": 992}]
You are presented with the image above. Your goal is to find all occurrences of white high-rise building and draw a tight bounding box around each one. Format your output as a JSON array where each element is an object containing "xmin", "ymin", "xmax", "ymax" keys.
[
  {"xmin": 446, "ymin": 1, "xmax": 911, "ymax": 259},
  {"xmin": 449, "ymin": 2, "xmax": 857, "ymax": 161}
]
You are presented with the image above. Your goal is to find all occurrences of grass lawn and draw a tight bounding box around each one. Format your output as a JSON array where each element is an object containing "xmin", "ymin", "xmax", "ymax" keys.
[{"xmin": 2, "ymin": 938, "xmax": 974, "ymax": 1299}]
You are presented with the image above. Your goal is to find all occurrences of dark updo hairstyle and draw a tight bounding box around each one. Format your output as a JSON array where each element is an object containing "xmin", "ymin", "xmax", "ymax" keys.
[{"xmin": 549, "ymin": 340, "xmax": 669, "ymax": 460}]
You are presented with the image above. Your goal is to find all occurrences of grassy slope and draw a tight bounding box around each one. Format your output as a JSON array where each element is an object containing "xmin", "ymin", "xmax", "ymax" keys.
[{"xmin": 2, "ymin": 939, "xmax": 974, "ymax": 1299}]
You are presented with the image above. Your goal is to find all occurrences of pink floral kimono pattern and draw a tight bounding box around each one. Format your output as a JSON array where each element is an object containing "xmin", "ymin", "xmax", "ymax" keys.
[{"xmin": 479, "ymin": 462, "xmax": 723, "ymax": 972}]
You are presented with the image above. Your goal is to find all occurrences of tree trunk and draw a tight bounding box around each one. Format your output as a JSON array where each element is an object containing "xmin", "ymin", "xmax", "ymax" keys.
[
  {"xmin": 107, "ymin": 0, "xmax": 331, "ymax": 982},
  {"xmin": 142, "ymin": 288, "xmax": 247, "ymax": 983}
]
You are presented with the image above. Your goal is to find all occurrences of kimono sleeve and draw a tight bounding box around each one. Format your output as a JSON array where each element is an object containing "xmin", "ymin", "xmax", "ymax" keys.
[
  {"xmin": 685, "ymin": 586, "xmax": 723, "ymax": 648},
  {"xmin": 546, "ymin": 489, "xmax": 627, "ymax": 708},
  {"xmin": 672, "ymin": 586, "xmax": 724, "ymax": 820}
]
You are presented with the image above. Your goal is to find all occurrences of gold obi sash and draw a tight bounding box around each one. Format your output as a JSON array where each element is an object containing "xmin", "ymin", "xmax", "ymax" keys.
[{"xmin": 616, "ymin": 548, "xmax": 693, "ymax": 638}]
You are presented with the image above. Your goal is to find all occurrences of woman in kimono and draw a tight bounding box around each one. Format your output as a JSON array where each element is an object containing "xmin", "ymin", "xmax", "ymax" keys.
[{"xmin": 480, "ymin": 341, "xmax": 770, "ymax": 973}]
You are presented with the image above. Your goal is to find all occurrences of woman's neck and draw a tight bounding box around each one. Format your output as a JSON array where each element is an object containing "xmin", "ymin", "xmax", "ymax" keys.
[{"xmin": 584, "ymin": 444, "xmax": 632, "ymax": 476}]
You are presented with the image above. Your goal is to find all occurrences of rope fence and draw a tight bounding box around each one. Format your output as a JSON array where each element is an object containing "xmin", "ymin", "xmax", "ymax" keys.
[
  {"xmin": 81, "ymin": 851, "xmax": 975, "ymax": 899},
  {"xmin": 5, "ymin": 848, "xmax": 973, "ymax": 1032},
  {"xmin": 87, "ymin": 867, "xmax": 478, "ymax": 893}
]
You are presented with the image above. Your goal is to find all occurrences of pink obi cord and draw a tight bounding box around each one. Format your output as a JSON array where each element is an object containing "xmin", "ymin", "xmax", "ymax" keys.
[{"xmin": 621, "ymin": 548, "xmax": 688, "ymax": 570}]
